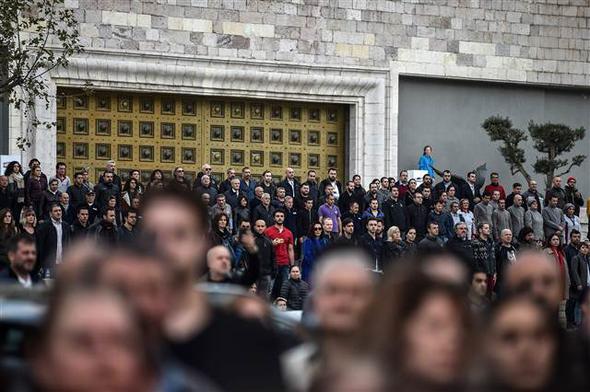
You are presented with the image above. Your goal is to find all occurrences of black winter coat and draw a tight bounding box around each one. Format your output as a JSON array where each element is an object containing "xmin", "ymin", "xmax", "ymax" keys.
[
  {"xmin": 405, "ymin": 203, "xmax": 429, "ymax": 239},
  {"xmin": 446, "ymin": 236, "xmax": 473, "ymax": 267},
  {"xmin": 383, "ymin": 197, "xmax": 406, "ymax": 231},
  {"xmin": 255, "ymin": 232, "xmax": 276, "ymax": 277},
  {"xmin": 570, "ymin": 254, "xmax": 590, "ymax": 298},
  {"xmin": 280, "ymin": 278, "xmax": 310, "ymax": 310}
]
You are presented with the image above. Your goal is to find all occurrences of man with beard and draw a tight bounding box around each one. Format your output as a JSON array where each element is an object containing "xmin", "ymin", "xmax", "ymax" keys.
[
  {"xmin": 319, "ymin": 168, "xmax": 342, "ymax": 202},
  {"xmin": 89, "ymin": 207, "xmax": 119, "ymax": 244},
  {"xmin": 0, "ymin": 234, "xmax": 39, "ymax": 287}
]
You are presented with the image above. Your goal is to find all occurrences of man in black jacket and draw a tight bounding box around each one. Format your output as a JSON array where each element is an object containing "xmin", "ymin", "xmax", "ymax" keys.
[
  {"xmin": 280, "ymin": 265, "xmax": 309, "ymax": 311},
  {"xmin": 0, "ymin": 176, "xmax": 14, "ymax": 212},
  {"xmin": 36, "ymin": 203, "xmax": 70, "ymax": 277},
  {"xmin": 88, "ymin": 207, "xmax": 119, "ymax": 244},
  {"xmin": 459, "ymin": 171, "xmax": 481, "ymax": 210},
  {"xmin": 279, "ymin": 167, "xmax": 300, "ymax": 198},
  {"xmin": 318, "ymin": 168, "xmax": 342, "ymax": 202},
  {"xmin": 253, "ymin": 219, "xmax": 276, "ymax": 300},
  {"xmin": 252, "ymin": 193, "xmax": 275, "ymax": 227},
  {"xmin": 66, "ymin": 172, "xmax": 88, "ymax": 209},
  {"xmin": 70, "ymin": 205, "xmax": 91, "ymax": 241},
  {"xmin": 339, "ymin": 180, "xmax": 363, "ymax": 213},
  {"xmin": 223, "ymin": 178, "xmax": 243, "ymax": 210},
  {"xmin": 446, "ymin": 222, "xmax": 473, "ymax": 267},
  {"xmin": 471, "ymin": 223, "xmax": 496, "ymax": 294},
  {"xmin": 569, "ymin": 241, "xmax": 590, "ymax": 328},
  {"xmin": 418, "ymin": 222, "xmax": 444, "ymax": 251},
  {"xmin": 0, "ymin": 234, "xmax": 40, "ymax": 287},
  {"xmin": 405, "ymin": 192, "xmax": 428, "ymax": 241},
  {"xmin": 383, "ymin": 186, "xmax": 405, "ymax": 232},
  {"xmin": 94, "ymin": 171, "xmax": 120, "ymax": 211},
  {"xmin": 341, "ymin": 201, "xmax": 364, "ymax": 238},
  {"xmin": 205, "ymin": 242, "xmax": 259, "ymax": 288},
  {"xmin": 296, "ymin": 199, "xmax": 317, "ymax": 244},
  {"xmin": 358, "ymin": 217, "xmax": 384, "ymax": 271},
  {"xmin": 433, "ymin": 170, "xmax": 457, "ymax": 201},
  {"xmin": 80, "ymin": 191, "xmax": 100, "ymax": 225}
]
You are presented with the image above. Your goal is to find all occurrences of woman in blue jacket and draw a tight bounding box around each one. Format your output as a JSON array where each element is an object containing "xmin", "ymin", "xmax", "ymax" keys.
[
  {"xmin": 301, "ymin": 223, "xmax": 330, "ymax": 284},
  {"xmin": 418, "ymin": 145, "xmax": 435, "ymax": 178}
]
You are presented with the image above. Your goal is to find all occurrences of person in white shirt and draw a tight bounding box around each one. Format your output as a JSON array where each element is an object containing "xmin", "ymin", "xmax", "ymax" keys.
[{"xmin": 50, "ymin": 162, "xmax": 71, "ymax": 194}]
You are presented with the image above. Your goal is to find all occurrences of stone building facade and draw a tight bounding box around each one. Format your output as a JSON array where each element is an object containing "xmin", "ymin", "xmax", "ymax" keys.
[{"xmin": 10, "ymin": 0, "xmax": 590, "ymax": 191}]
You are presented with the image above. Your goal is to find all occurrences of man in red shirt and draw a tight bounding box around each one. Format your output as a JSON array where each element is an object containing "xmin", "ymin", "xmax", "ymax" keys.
[
  {"xmin": 483, "ymin": 172, "xmax": 506, "ymax": 201},
  {"xmin": 265, "ymin": 209, "xmax": 295, "ymax": 299}
]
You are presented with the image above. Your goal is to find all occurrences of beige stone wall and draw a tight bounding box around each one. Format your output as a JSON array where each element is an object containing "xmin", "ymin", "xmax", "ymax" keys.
[{"xmin": 59, "ymin": 0, "xmax": 590, "ymax": 85}]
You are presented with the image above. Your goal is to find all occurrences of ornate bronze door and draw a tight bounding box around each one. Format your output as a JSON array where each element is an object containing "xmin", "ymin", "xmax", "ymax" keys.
[{"xmin": 56, "ymin": 89, "xmax": 345, "ymax": 184}]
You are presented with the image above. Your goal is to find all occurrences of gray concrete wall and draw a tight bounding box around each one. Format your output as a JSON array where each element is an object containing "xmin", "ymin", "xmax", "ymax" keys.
[{"xmin": 398, "ymin": 77, "xmax": 590, "ymax": 196}]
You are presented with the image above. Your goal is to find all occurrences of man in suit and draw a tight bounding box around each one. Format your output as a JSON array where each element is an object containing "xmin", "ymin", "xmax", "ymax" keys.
[
  {"xmin": 36, "ymin": 203, "xmax": 70, "ymax": 277},
  {"xmin": 279, "ymin": 167, "xmax": 300, "ymax": 198},
  {"xmin": 223, "ymin": 178, "xmax": 244, "ymax": 210},
  {"xmin": 460, "ymin": 171, "xmax": 481, "ymax": 210},
  {"xmin": 0, "ymin": 234, "xmax": 40, "ymax": 287}
]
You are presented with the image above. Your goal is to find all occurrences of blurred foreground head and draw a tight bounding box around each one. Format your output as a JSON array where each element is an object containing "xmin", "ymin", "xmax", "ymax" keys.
[
  {"xmin": 97, "ymin": 243, "xmax": 175, "ymax": 339},
  {"xmin": 362, "ymin": 265, "xmax": 472, "ymax": 390},
  {"xmin": 140, "ymin": 186, "xmax": 210, "ymax": 282},
  {"xmin": 311, "ymin": 247, "xmax": 376, "ymax": 336},
  {"xmin": 505, "ymin": 250, "xmax": 562, "ymax": 311},
  {"xmin": 483, "ymin": 295, "xmax": 559, "ymax": 391},
  {"xmin": 29, "ymin": 286, "xmax": 155, "ymax": 392}
]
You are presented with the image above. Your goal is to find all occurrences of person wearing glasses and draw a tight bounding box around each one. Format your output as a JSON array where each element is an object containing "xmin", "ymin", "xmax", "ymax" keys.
[
  {"xmin": 194, "ymin": 163, "xmax": 218, "ymax": 191},
  {"xmin": 301, "ymin": 222, "xmax": 330, "ymax": 283},
  {"xmin": 169, "ymin": 167, "xmax": 190, "ymax": 190}
]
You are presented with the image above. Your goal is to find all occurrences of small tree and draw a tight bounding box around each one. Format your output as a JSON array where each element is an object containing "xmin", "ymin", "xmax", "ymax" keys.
[
  {"xmin": 0, "ymin": 0, "xmax": 83, "ymax": 149},
  {"xmin": 482, "ymin": 116, "xmax": 586, "ymax": 190},
  {"xmin": 528, "ymin": 121, "xmax": 586, "ymax": 189},
  {"xmin": 481, "ymin": 116, "xmax": 532, "ymax": 184}
]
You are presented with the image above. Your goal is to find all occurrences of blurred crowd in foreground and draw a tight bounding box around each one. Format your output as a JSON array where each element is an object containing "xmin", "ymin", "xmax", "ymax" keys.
[{"xmin": 2, "ymin": 185, "xmax": 590, "ymax": 392}]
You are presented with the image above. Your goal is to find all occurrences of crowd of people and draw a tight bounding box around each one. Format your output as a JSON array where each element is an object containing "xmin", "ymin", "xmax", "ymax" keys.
[{"xmin": 1, "ymin": 153, "xmax": 590, "ymax": 391}]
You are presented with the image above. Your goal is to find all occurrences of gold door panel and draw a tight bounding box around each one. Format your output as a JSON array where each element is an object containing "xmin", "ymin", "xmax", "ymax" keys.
[{"xmin": 57, "ymin": 89, "xmax": 346, "ymax": 184}]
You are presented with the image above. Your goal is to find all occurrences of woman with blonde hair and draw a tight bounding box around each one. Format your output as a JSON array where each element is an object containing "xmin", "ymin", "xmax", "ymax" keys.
[
  {"xmin": 382, "ymin": 226, "xmax": 407, "ymax": 269},
  {"xmin": 19, "ymin": 207, "xmax": 37, "ymax": 238}
]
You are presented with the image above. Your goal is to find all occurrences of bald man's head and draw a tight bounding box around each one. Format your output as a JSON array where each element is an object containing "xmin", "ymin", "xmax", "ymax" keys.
[
  {"xmin": 505, "ymin": 251, "xmax": 561, "ymax": 311},
  {"xmin": 206, "ymin": 246, "xmax": 232, "ymax": 280}
]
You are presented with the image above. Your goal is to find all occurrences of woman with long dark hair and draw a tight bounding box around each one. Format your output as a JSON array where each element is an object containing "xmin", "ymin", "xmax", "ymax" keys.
[
  {"xmin": 5, "ymin": 161, "xmax": 25, "ymax": 218},
  {"xmin": 482, "ymin": 295, "xmax": 565, "ymax": 391},
  {"xmin": 0, "ymin": 208, "xmax": 18, "ymax": 267},
  {"xmin": 544, "ymin": 233, "xmax": 570, "ymax": 303},
  {"xmin": 361, "ymin": 268, "xmax": 472, "ymax": 390},
  {"xmin": 121, "ymin": 178, "xmax": 140, "ymax": 213},
  {"xmin": 301, "ymin": 222, "xmax": 329, "ymax": 283},
  {"xmin": 25, "ymin": 165, "xmax": 48, "ymax": 218},
  {"xmin": 210, "ymin": 213, "xmax": 235, "ymax": 261},
  {"xmin": 146, "ymin": 169, "xmax": 164, "ymax": 191},
  {"xmin": 233, "ymin": 195, "xmax": 251, "ymax": 231}
]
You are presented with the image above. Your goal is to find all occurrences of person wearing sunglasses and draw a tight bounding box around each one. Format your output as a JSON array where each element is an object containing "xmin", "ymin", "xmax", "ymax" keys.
[{"xmin": 301, "ymin": 222, "xmax": 330, "ymax": 284}]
